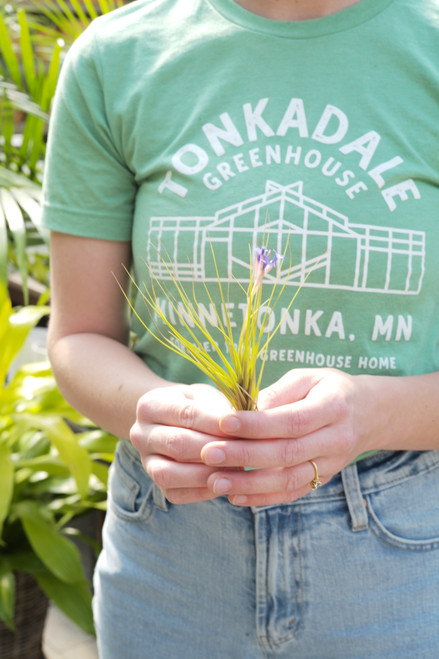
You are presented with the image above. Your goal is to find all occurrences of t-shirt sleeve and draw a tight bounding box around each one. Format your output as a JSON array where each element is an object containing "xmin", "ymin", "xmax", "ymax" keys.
[{"xmin": 41, "ymin": 24, "xmax": 137, "ymax": 241}]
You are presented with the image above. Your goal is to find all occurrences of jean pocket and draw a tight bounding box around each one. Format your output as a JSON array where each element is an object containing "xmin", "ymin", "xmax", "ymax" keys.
[
  {"xmin": 109, "ymin": 442, "xmax": 156, "ymax": 523},
  {"xmin": 365, "ymin": 464, "xmax": 439, "ymax": 552}
]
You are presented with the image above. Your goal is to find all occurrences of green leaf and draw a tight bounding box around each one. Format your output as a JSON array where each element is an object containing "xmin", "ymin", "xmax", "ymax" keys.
[
  {"xmin": 9, "ymin": 187, "xmax": 47, "ymax": 243},
  {"xmin": 22, "ymin": 112, "xmax": 46, "ymax": 175},
  {"xmin": 40, "ymin": 40, "xmax": 62, "ymax": 113},
  {"xmin": 7, "ymin": 551, "xmax": 45, "ymax": 575},
  {"xmin": 35, "ymin": 569, "xmax": 95, "ymax": 636},
  {"xmin": 0, "ymin": 13, "xmax": 22, "ymax": 87},
  {"xmin": 0, "ymin": 203, "xmax": 7, "ymax": 290},
  {"xmin": 0, "ymin": 187, "xmax": 28, "ymax": 302},
  {"xmin": 0, "ymin": 563, "xmax": 15, "ymax": 631},
  {"xmin": 18, "ymin": 10, "xmax": 36, "ymax": 96},
  {"xmin": 16, "ymin": 415, "xmax": 92, "ymax": 497},
  {"xmin": 13, "ymin": 500, "xmax": 86, "ymax": 584},
  {"xmin": 64, "ymin": 0, "xmax": 90, "ymax": 26},
  {"xmin": 78, "ymin": 429, "xmax": 118, "ymax": 453},
  {"xmin": 0, "ymin": 165, "xmax": 42, "ymax": 192},
  {"xmin": 91, "ymin": 460, "xmax": 111, "ymax": 487},
  {"xmin": 0, "ymin": 79, "xmax": 49, "ymax": 120},
  {"xmin": 0, "ymin": 442, "xmax": 14, "ymax": 541},
  {"xmin": 15, "ymin": 455, "xmax": 70, "ymax": 478},
  {"xmin": 0, "ymin": 302, "xmax": 49, "ymax": 384},
  {"xmin": 32, "ymin": 0, "xmax": 123, "ymax": 43}
]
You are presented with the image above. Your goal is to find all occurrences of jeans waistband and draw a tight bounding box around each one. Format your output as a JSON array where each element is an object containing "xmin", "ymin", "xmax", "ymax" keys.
[
  {"xmin": 121, "ymin": 439, "xmax": 439, "ymax": 527},
  {"xmin": 251, "ymin": 450, "xmax": 439, "ymax": 521}
]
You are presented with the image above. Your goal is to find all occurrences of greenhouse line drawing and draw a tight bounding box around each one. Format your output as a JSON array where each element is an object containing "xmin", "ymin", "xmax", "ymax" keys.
[{"xmin": 148, "ymin": 181, "xmax": 425, "ymax": 295}]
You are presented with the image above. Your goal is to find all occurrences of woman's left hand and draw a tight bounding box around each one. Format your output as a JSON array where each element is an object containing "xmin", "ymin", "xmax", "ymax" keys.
[{"xmin": 201, "ymin": 368, "xmax": 379, "ymax": 507}]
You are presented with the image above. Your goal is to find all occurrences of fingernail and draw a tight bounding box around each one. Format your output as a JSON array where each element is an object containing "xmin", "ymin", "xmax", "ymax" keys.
[
  {"xmin": 220, "ymin": 415, "xmax": 240, "ymax": 433},
  {"xmin": 203, "ymin": 448, "xmax": 226, "ymax": 465},
  {"xmin": 213, "ymin": 478, "xmax": 232, "ymax": 495},
  {"xmin": 232, "ymin": 495, "xmax": 248, "ymax": 506}
]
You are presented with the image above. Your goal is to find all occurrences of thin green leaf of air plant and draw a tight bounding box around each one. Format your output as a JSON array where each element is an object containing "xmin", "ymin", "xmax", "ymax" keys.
[{"xmin": 121, "ymin": 238, "xmax": 294, "ymax": 410}]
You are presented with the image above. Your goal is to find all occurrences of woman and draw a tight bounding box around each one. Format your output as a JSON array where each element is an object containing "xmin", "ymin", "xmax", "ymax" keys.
[{"xmin": 42, "ymin": 0, "xmax": 439, "ymax": 656}]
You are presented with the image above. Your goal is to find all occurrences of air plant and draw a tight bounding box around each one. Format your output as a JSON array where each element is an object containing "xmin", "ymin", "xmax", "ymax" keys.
[{"xmin": 123, "ymin": 239, "xmax": 305, "ymax": 412}]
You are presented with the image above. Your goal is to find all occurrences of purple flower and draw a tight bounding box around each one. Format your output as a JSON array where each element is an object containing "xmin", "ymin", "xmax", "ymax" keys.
[
  {"xmin": 256, "ymin": 246, "xmax": 282, "ymax": 273},
  {"xmin": 253, "ymin": 246, "xmax": 283, "ymax": 291}
]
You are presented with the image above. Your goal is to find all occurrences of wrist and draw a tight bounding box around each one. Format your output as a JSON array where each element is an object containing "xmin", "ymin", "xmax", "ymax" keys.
[{"xmin": 356, "ymin": 372, "xmax": 439, "ymax": 453}]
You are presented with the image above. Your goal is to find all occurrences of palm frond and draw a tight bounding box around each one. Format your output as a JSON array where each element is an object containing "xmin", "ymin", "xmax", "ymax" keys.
[
  {"xmin": 0, "ymin": 79, "xmax": 49, "ymax": 120},
  {"xmin": 0, "ymin": 167, "xmax": 47, "ymax": 303},
  {"xmin": 30, "ymin": 0, "xmax": 127, "ymax": 44}
]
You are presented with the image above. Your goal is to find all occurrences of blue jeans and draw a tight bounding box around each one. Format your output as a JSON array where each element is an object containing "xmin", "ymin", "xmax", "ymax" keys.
[{"xmin": 93, "ymin": 441, "xmax": 439, "ymax": 658}]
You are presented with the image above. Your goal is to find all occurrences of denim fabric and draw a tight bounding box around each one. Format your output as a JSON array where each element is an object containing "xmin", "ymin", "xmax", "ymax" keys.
[{"xmin": 93, "ymin": 442, "xmax": 439, "ymax": 658}]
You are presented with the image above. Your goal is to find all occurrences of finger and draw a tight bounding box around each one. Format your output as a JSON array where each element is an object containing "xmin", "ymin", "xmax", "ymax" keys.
[
  {"xmin": 218, "ymin": 396, "xmax": 335, "ymax": 440},
  {"xmin": 206, "ymin": 461, "xmax": 327, "ymax": 498},
  {"xmin": 202, "ymin": 436, "xmax": 316, "ymax": 469},
  {"xmin": 258, "ymin": 368, "xmax": 322, "ymax": 411},
  {"xmin": 164, "ymin": 487, "xmax": 220, "ymax": 505},
  {"xmin": 202, "ymin": 424, "xmax": 351, "ymax": 469},
  {"xmin": 137, "ymin": 386, "xmax": 231, "ymax": 436},
  {"xmin": 139, "ymin": 424, "xmax": 223, "ymax": 463},
  {"xmin": 145, "ymin": 455, "xmax": 220, "ymax": 491},
  {"xmin": 228, "ymin": 485, "xmax": 316, "ymax": 507}
]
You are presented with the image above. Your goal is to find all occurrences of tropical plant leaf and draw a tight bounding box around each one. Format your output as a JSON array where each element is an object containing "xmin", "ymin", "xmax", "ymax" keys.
[
  {"xmin": 90, "ymin": 460, "xmax": 111, "ymax": 487},
  {"xmin": 0, "ymin": 561, "xmax": 15, "ymax": 630},
  {"xmin": 35, "ymin": 569, "xmax": 94, "ymax": 636},
  {"xmin": 13, "ymin": 500, "xmax": 86, "ymax": 584},
  {"xmin": 0, "ymin": 12, "xmax": 22, "ymax": 87},
  {"xmin": 15, "ymin": 414, "xmax": 92, "ymax": 497},
  {"xmin": 0, "ymin": 204, "xmax": 7, "ymax": 290},
  {"xmin": 0, "ymin": 4, "xmax": 59, "ymax": 292},
  {"xmin": 0, "ymin": 187, "xmax": 28, "ymax": 301},
  {"xmin": 31, "ymin": 0, "xmax": 126, "ymax": 43},
  {"xmin": 0, "ymin": 442, "xmax": 14, "ymax": 541},
  {"xmin": 0, "ymin": 166, "xmax": 42, "ymax": 194},
  {"xmin": 0, "ymin": 79, "xmax": 49, "ymax": 120},
  {"xmin": 14, "ymin": 455, "xmax": 70, "ymax": 478},
  {"xmin": 10, "ymin": 186, "xmax": 46, "ymax": 239},
  {"xmin": 6, "ymin": 549, "xmax": 44, "ymax": 574},
  {"xmin": 39, "ymin": 37, "xmax": 62, "ymax": 113},
  {"xmin": 0, "ymin": 300, "xmax": 49, "ymax": 385},
  {"xmin": 78, "ymin": 429, "xmax": 118, "ymax": 454},
  {"xmin": 18, "ymin": 9, "xmax": 37, "ymax": 95},
  {"xmin": 0, "ymin": 170, "xmax": 46, "ymax": 292}
]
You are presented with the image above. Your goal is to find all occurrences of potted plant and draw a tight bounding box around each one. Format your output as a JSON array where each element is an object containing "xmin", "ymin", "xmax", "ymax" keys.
[{"xmin": 0, "ymin": 284, "xmax": 117, "ymax": 656}]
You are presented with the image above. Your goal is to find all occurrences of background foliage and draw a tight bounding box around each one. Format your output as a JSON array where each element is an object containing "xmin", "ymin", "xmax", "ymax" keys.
[
  {"xmin": 0, "ymin": 0, "xmax": 128, "ymax": 637},
  {"xmin": 0, "ymin": 283, "xmax": 118, "ymax": 634},
  {"xmin": 0, "ymin": 0, "xmax": 128, "ymax": 302}
]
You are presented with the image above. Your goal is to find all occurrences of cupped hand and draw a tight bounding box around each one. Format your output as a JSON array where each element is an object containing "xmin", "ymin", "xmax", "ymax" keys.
[
  {"xmin": 201, "ymin": 368, "xmax": 380, "ymax": 507},
  {"xmin": 130, "ymin": 383, "xmax": 234, "ymax": 504}
]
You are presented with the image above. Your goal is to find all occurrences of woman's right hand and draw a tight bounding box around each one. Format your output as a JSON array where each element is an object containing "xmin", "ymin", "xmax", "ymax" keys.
[{"xmin": 130, "ymin": 383, "xmax": 234, "ymax": 504}]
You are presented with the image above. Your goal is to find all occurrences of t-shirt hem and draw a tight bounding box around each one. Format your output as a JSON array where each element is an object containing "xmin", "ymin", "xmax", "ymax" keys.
[{"xmin": 42, "ymin": 204, "xmax": 132, "ymax": 241}]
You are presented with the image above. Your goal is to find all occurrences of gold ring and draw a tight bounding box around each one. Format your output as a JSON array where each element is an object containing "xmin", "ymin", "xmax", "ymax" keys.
[{"xmin": 309, "ymin": 460, "xmax": 322, "ymax": 489}]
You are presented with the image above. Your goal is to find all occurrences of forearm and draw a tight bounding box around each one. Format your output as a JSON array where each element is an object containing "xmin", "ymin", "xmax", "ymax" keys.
[
  {"xmin": 48, "ymin": 332, "xmax": 170, "ymax": 439},
  {"xmin": 359, "ymin": 371, "xmax": 439, "ymax": 453}
]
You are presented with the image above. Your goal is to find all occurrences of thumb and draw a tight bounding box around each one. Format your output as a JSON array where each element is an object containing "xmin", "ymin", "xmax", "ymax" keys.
[{"xmin": 257, "ymin": 368, "xmax": 320, "ymax": 411}]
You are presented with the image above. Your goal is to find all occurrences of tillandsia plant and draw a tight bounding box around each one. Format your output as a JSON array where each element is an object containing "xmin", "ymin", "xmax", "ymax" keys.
[{"xmin": 123, "ymin": 240, "xmax": 303, "ymax": 411}]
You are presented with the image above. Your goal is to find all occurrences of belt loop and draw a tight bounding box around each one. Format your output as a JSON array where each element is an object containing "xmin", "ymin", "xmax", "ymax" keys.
[
  {"xmin": 153, "ymin": 484, "xmax": 169, "ymax": 512},
  {"xmin": 341, "ymin": 463, "xmax": 368, "ymax": 532}
]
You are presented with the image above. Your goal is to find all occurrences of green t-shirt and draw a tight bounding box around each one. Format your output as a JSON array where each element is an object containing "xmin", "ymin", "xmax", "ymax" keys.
[{"xmin": 42, "ymin": 0, "xmax": 439, "ymax": 390}]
